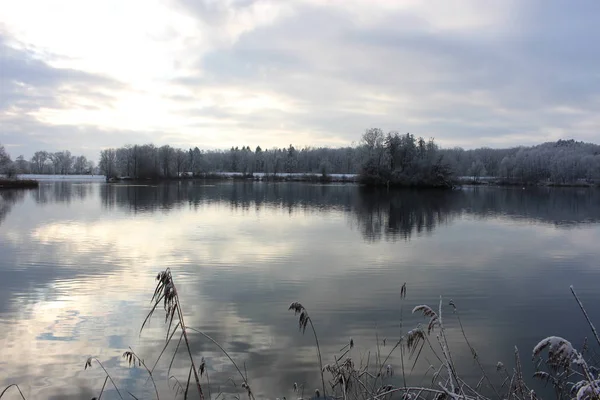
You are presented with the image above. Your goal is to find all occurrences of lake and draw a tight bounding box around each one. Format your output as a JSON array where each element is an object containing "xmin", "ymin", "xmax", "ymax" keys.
[{"xmin": 1, "ymin": 181, "xmax": 599, "ymax": 399}]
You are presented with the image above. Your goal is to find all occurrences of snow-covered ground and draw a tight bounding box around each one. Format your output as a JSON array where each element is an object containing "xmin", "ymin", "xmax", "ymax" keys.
[
  {"xmin": 3, "ymin": 173, "xmax": 356, "ymax": 182},
  {"xmin": 205, "ymin": 172, "xmax": 358, "ymax": 179},
  {"xmin": 15, "ymin": 174, "xmax": 106, "ymax": 181}
]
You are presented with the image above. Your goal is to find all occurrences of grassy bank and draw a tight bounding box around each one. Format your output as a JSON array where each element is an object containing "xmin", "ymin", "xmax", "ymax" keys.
[
  {"xmin": 3, "ymin": 270, "xmax": 597, "ymax": 400},
  {"xmin": 0, "ymin": 179, "xmax": 39, "ymax": 189}
]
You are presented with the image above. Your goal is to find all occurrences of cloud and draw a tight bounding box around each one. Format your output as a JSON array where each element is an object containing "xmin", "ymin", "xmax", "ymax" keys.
[
  {"xmin": 0, "ymin": 34, "xmax": 124, "ymax": 105},
  {"xmin": 1, "ymin": 0, "xmax": 600, "ymax": 160}
]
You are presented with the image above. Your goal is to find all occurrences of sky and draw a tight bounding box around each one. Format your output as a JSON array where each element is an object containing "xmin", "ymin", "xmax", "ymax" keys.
[{"xmin": 1, "ymin": 0, "xmax": 599, "ymax": 160}]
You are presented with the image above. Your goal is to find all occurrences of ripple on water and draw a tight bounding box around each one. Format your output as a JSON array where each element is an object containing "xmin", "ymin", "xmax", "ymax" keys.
[{"xmin": 1, "ymin": 183, "xmax": 600, "ymax": 397}]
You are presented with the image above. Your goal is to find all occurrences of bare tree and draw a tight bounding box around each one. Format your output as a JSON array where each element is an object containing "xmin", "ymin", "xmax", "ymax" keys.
[
  {"xmin": 158, "ymin": 145, "xmax": 174, "ymax": 177},
  {"xmin": 175, "ymin": 149, "xmax": 187, "ymax": 176},
  {"xmin": 0, "ymin": 143, "xmax": 12, "ymax": 173},
  {"xmin": 73, "ymin": 156, "xmax": 89, "ymax": 174},
  {"xmin": 99, "ymin": 149, "xmax": 117, "ymax": 178},
  {"xmin": 31, "ymin": 151, "xmax": 49, "ymax": 174}
]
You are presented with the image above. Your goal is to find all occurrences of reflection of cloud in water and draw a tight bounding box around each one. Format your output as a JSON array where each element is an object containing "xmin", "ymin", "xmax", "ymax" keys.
[{"xmin": 1, "ymin": 182, "xmax": 600, "ymax": 397}]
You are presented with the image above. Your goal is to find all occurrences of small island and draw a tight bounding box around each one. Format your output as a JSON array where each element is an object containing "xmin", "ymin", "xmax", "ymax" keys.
[{"xmin": 0, "ymin": 179, "xmax": 39, "ymax": 189}]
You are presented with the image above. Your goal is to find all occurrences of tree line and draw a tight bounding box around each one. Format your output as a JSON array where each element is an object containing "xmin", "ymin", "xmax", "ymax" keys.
[
  {"xmin": 0, "ymin": 145, "xmax": 95, "ymax": 176},
  {"xmin": 440, "ymin": 139, "xmax": 600, "ymax": 183},
  {"xmin": 98, "ymin": 143, "xmax": 362, "ymax": 180},
  {"xmin": 2, "ymin": 133, "xmax": 600, "ymax": 185}
]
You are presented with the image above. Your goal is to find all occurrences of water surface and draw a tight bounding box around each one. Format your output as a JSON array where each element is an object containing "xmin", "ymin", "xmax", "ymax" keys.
[{"xmin": 1, "ymin": 182, "xmax": 599, "ymax": 399}]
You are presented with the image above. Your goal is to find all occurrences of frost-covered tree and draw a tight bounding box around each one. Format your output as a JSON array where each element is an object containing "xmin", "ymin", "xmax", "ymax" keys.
[
  {"xmin": 30, "ymin": 151, "xmax": 49, "ymax": 174},
  {"xmin": 467, "ymin": 160, "xmax": 487, "ymax": 182},
  {"xmin": 441, "ymin": 139, "xmax": 600, "ymax": 184},
  {"xmin": 99, "ymin": 149, "xmax": 117, "ymax": 178},
  {"xmin": 158, "ymin": 145, "xmax": 174, "ymax": 177},
  {"xmin": 14, "ymin": 156, "xmax": 30, "ymax": 174},
  {"xmin": 359, "ymin": 129, "xmax": 454, "ymax": 187},
  {"xmin": 174, "ymin": 149, "xmax": 187, "ymax": 176},
  {"xmin": 0, "ymin": 143, "xmax": 12, "ymax": 174}
]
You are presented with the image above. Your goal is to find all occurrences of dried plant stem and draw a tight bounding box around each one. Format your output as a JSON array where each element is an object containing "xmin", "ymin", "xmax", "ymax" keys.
[
  {"xmin": 399, "ymin": 285, "xmax": 407, "ymax": 391},
  {"xmin": 457, "ymin": 377, "xmax": 491, "ymax": 400},
  {"xmin": 307, "ymin": 318, "xmax": 327, "ymax": 399},
  {"xmin": 127, "ymin": 391, "xmax": 141, "ymax": 400},
  {"xmin": 400, "ymin": 344, "xmax": 407, "ymax": 390},
  {"xmin": 0, "ymin": 384, "xmax": 27, "ymax": 400},
  {"xmin": 373, "ymin": 338, "xmax": 402, "ymax": 391},
  {"xmin": 90, "ymin": 358, "xmax": 124, "ymax": 400},
  {"xmin": 204, "ymin": 364, "xmax": 212, "ymax": 400},
  {"xmin": 350, "ymin": 371, "xmax": 374, "ymax": 398},
  {"xmin": 451, "ymin": 303, "xmax": 501, "ymax": 399},
  {"xmin": 145, "ymin": 270, "xmax": 203, "ymax": 399},
  {"xmin": 188, "ymin": 328, "xmax": 256, "ymax": 400},
  {"xmin": 288, "ymin": 303, "xmax": 326, "ymax": 398},
  {"xmin": 125, "ymin": 347, "xmax": 160, "ymax": 400},
  {"xmin": 185, "ymin": 365, "xmax": 193, "ymax": 400},
  {"xmin": 570, "ymin": 286, "xmax": 600, "ymax": 348},
  {"xmin": 370, "ymin": 386, "xmax": 447, "ymax": 400},
  {"xmin": 174, "ymin": 293, "xmax": 204, "ymax": 399},
  {"xmin": 437, "ymin": 297, "xmax": 460, "ymax": 394},
  {"xmin": 98, "ymin": 376, "xmax": 109, "ymax": 400},
  {"xmin": 149, "ymin": 321, "xmax": 181, "ymax": 376}
]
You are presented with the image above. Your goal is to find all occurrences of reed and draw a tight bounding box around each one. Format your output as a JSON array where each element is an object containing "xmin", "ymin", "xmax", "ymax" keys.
[{"xmin": 3, "ymin": 272, "xmax": 599, "ymax": 400}]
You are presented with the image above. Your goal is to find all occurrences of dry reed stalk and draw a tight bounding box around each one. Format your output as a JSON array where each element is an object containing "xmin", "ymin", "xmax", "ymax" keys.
[
  {"xmin": 169, "ymin": 375, "xmax": 185, "ymax": 398},
  {"xmin": 571, "ymin": 286, "xmax": 600, "ymax": 349},
  {"xmin": 199, "ymin": 357, "xmax": 212, "ymax": 400},
  {"xmin": 0, "ymin": 384, "xmax": 27, "ymax": 400},
  {"xmin": 449, "ymin": 299, "xmax": 501, "ymax": 399},
  {"xmin": 289, "ymin": 302, "xmax": 326, "ymax": 398},
  {"xmin": 123, "ymin": 347, "xmax": 160, "ymax": 400},
  {"xmin": 369, "ymin": 385, "xmax": 450, "ymax": 400},
  {"xmin": 187, "ymin": 328, "xmax": 256, "ymax": 400},
  {"xmin": 400, "ymin": 283, "xmax": 408, "ymax": 391},
  {"xmin": 85, "ymin": 357, "xmax": 124, "ymax": 400},
  {"xmin": 141, "ymin": 269, "xmax": 204, "ymax": 399},
  {"xmin": 97, "ymin": 376, "xmax": 109, "ymax": 400},
  {"xmin": 436, "ymin": 297, "xmax": 460, "ymax": 395},
  {"xmin": 413, "ymin": 298, "xmax": 460, "ymax": 396}
]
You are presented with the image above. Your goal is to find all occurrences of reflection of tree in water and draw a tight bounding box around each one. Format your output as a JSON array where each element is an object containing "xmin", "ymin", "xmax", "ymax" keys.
[
  {"xmin": 31, "ymin": 182, "xmax": 95, "ymax": 205},
  {"xmin": 350, "ymin": 188, "xmax": 461, "ymax": 242},
  {"xmin": 0, "ymin": 190, "xmax": 26, "ymax": 226},
  {"xmin": 353, "ymin": 186, "xmax": 600, "ymax": 241},
  {"xmin": 100, "ymin": 182, "xmax": 360, "ymax": 214},
  {"xmin": 461, "ymin": 186, "xmax": 600, "ymax": 227},
  {"xmin": 99, "ymin": 182, "xmax": 600, "ymax": 241}
]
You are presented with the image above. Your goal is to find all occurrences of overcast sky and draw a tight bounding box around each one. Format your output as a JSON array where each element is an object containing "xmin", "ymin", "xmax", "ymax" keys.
[{"xmin": 1, "ymin": 0, "xmax": 599, "ymax": 160}]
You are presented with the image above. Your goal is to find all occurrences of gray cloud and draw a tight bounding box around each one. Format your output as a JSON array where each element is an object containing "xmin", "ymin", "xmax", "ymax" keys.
[
  {"xmin": 0, "ymin": 33, "xmax": 122, "ymax": 113},
  {"xmin": 0, "ymin": 32, "xmax": 126, "ymax": 157},
  {"xmin": 0, "ymin": 114, "xmax": 161, "ymax": 159},
  {"xmin": 174, "ymin": 1, "xmax": 600, "ymax": 146}
]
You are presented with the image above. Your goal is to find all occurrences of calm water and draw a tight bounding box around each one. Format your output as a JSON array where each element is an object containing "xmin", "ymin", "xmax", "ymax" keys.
[{"xmin": 1, "ymin": 181, "xmax": 599, "ymax": 399}]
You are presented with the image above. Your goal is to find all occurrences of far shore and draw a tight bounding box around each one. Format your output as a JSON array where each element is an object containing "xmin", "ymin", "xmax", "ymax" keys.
[{"xmin": 5, "ymin": 173, "xmax": 598, "ymax": 189}]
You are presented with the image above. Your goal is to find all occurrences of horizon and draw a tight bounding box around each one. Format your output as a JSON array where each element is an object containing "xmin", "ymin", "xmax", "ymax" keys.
[{"xmin": 2, "ymin": 1, "xmax": 600, "ymax": 160}]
